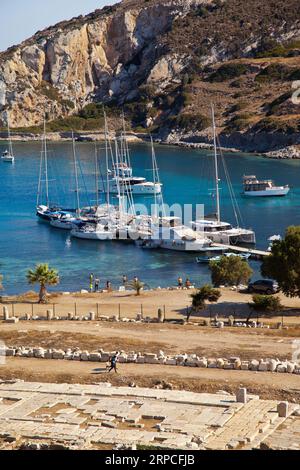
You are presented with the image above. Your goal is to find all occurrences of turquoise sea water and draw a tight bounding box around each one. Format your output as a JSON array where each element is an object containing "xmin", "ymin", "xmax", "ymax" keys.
[{"xmin": 0, "ymin": 141, "xmax": 300, "ymax": 294}]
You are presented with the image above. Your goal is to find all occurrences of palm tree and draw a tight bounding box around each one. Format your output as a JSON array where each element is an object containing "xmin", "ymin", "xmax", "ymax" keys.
[
  {"xmin": 126, "ymin": 279, "xmax": 146, "ymax": 296},
  {"xmin": 27, "ymin": 263, "xmax": 59, "ymax": 303}
]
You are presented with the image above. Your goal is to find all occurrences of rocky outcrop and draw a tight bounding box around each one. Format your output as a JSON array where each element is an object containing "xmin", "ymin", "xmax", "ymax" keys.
[{"xmin": 0, "ymin": 0, "xmax": 207, "ymax": 127}]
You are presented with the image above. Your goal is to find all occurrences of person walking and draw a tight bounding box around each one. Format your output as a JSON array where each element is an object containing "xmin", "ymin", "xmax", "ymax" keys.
[{"xmin": 108, "ymin": 352, "xmax": 119, "ymax": 373}]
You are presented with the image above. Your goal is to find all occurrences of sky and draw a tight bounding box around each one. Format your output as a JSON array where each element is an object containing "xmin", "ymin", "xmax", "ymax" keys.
[{"xmin": 0, "ymin": 0, "xmax": 118, "ymax": 52}]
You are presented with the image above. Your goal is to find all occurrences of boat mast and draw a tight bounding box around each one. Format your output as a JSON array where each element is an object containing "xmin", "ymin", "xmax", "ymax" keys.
[
  {"xmin": 211, "ymin": 104, "xmax": 220, "ymax": 223},
  {"xmin": 72, "ymin": 131, "xmax": 80, "ymax": 216},
  {"xmin": 43, "ymin": 116, "xmax": 49, "ymax": 207},
  {"xmin": 94, "ymin": 144, "xmax": 99, "ymax": 207},
  {"xmin": 7, "ymin": 118, "xmax": 14, "ymax": 157},
  {"xmin": 103, "ymin": 110, "xmax": 110, "ymax": 210}
]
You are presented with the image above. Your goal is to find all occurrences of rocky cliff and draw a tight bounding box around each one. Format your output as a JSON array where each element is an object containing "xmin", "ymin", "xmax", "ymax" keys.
[{"xmin": 0, "ymin": 0, "xmax": 300, "ymax": 152}]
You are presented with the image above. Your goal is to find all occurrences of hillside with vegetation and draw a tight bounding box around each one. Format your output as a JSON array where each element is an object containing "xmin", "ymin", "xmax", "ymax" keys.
[{"xmin": 0, "ymin": 0, "xmax": 300, "ymax": 152}]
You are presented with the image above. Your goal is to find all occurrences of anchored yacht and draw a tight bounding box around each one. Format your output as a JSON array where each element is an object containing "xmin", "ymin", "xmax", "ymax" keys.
[
  {"xmin": 191, "ymin": 219, "xmax": 256, "ymax": 245},
  {"xmin": 242, "ymin": 175, "xmax": 290, "ymax": 197},
  {"xmin": 139, "ymin": 217, "xmax": 212, "ymax": 252},
  {"xmin": 102, "ymin": 162, "xmax": 162, "ymax": 195},
  {"xmin": 191, "ymin": 105, "xmax": 256, "ymax": 246}
]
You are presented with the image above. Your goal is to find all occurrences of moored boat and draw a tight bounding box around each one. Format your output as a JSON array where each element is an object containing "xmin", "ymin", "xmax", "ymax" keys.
[{"xmin": 242, "ymin": 175, "xmax": 290, "ymax": 197}]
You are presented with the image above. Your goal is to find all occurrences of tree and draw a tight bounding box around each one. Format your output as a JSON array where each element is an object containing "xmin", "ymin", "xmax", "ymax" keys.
[
  {"xmin": 261, "ymin": 226, "xmax": 300, "ymax": 298},
  {"xmin": 126, "ymin": 279, "xmax": 146, "ymax": 296},
  {"xmin": 209, "ymin": 255, "xmax": 253, "ymax": 287},
  {"xmin": 189, "ymin": 284, "xmax": 221, "ymax": 321},
  {"xmin": 26, "ymin": 264, "xmax": 59, "ymax": 303},
  {"xmin": 248, "ymin": 294, "xmax": 283, "ymax": 323}
]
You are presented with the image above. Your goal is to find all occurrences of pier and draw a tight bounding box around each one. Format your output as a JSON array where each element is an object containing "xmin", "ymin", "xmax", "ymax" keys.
[{"xmin": 211, "ymin": 243, "xmax": 270, "ymax": 260}]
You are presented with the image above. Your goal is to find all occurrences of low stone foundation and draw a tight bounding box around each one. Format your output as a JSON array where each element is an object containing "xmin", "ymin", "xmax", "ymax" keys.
[{"xmin": 1, "ymin": 345, "xmax": 299, "ymax": 376}]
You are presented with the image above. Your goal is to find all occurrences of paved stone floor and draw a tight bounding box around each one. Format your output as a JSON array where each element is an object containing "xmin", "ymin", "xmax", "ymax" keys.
[{"xmin": 0, "ymin": 381, "xmax": 299, "ymax": 450}]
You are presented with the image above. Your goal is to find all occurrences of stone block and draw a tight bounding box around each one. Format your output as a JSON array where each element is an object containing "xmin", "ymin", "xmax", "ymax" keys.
[
  {"xmin": 46, "ymin": 310, "xmax": 53, "ymax": 321},
  {"xmin": 3, "ymin": 306, "xmax": 9, "ymax": 321},
  {"xmin": 89, "ymin": 353, "xmax": 101, "ymax": 362},
  {"xmin": 236, "ymin": 388, "xmax": 247, "ymax": 404},
  {"xmin": 241, "ymin": 361, "xmax": 250, "ymax": 370},
  {"xmin": 216, "ymin": 358, "xmax": 225, "ymax": 368},
  {"xmin": 5, "ymin": 348, "xmax": 15, "ymax": 357},
  {"xmin": 4, "ymin": 317, "xmax": 19, "ymax": 324},
  {"xmin": 80, "ymin": 352, "xmax": 90, "ymax": 361},
  {"xmin": 277, "ymin": 402, "xmax": 288, "ymax": 418},
  {"xmin": 286, "ymin": 362, "xmax": 295, "ymax": 373},
  {"xmin": 137, "ymin": 356, "xmax": 145, "ymax": 364},
  {"xmin": 277, "ymin": 364, "xmax": 287, "ymax": 373},
  {"xmin": 258, "ymin": 361, "xmax": 269, "ymax": 372},
  {"xmin": 127, "ymin": 354, "xmax": 138, "ymax": 363},
  {"xmin": 89, "ymin": 311, "xmax": 96, "ymax": 321},
  {"xmin": 52, "ymin": 350, "xmax": 65, "ymax": 360},
  {"xmin": 165, "ymin": 359, "xmax": 176, "ymax": 366},
  {"xmin": 208, "ymin": 359, "xmax": 217, "ymax": 368},
  {"xmin": 267, "ymin": 359, "xmax": 278, "ymax": 372},
  {"xmin": 198, "ymin": 358, "xmax": 208, "ymax": 368},
  {"xmin": 249, "ymin": 359, "xmax": 259, "ymax": 371}
]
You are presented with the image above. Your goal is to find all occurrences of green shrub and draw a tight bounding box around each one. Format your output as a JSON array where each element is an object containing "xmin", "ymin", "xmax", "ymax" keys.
[
  {"xmin": 175, "ymin": 113, "xmax": 210, "ymax": 131},
  {"xmin": 255, "ymin": 64, "xmax": 293, "ymax": 83},
  {"xmin": 208, "ymin": 63, "xmax": 248, "ymax": 82}
]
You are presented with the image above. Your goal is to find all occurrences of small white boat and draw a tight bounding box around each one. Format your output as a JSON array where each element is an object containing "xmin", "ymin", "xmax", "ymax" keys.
[
  {"xmin": 1, "ymin": 121, "xmax": 15, "ymax": 163},
  {"xmin": 243, "ymin": 175, "xmax": 290, "ymax": 197},
  {"xmin": 71, "ymin": 223, "xmax": 115, "ymax": 240},
  {"xmin": 50, "ymin": 213, "xmax": 77, "ymax": 230},
  {"xmin": 1, "ymin": 150, "xmax": 14, "ymax": 163}
]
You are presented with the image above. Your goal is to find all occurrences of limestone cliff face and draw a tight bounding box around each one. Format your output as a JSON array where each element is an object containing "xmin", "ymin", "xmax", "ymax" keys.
[{"xmin": 0, "ymin": 0, "xmax": 207, "ymax": 127}]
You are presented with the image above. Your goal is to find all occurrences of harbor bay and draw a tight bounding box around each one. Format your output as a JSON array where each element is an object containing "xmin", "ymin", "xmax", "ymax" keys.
[{"xmin": 0, "ymin": 141, "xmax": 299, "ymax": 295}]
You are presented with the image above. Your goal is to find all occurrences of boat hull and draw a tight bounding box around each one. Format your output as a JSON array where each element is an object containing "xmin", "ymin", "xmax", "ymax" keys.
[
  {"xmin": 101, "ymin": 183, "xmax": 162, "ymax": 195},
  {"xmin": 71, "ymin": 229, "xmax": 114, "ymax": 241},
  {"xmin": 243, "ymin": 188, "xmax": 290, "ymax": 197}
]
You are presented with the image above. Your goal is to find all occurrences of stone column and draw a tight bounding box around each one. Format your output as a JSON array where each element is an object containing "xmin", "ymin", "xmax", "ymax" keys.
[
  {"xmin": 158, "ymin": 308, "xmax": 164, "ymax": 323},
  {"xmin": 236, "ymin": 387, "xmax": 247, "ymax": 404},
  {"xmin": 46, "ymin": 310, "xmax": 53, "ymax": 321},
  {"xmin": 3, "ymin": 306, "xmax": 9, "ymax": 321},
  {"xmin": 277, "ymin": 402, "xmax": 289, "ymax": 418},
  {"xmin": 89, "ymin": 311, "xmax": 96, "ymax": 321}
]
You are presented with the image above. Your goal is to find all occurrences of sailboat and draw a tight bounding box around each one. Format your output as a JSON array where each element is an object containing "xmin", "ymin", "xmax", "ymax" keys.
[
  {"xmin": 100, "ymin": 117, "xmax": 162, "ymax": 195},
  {"xmin": 136, "ymin": 137, "xmax": 212, "ymax": 252},
  {"xmin": 191, "ymin": 105, "xmax": 256, "ymax": 246},
  {"xmin": 50, "ymin": 133, "xmax": 79, "ymax": 230},
  {"xmin": 1, "ymin": 120, "xmax": 15, "ymax": 163}
]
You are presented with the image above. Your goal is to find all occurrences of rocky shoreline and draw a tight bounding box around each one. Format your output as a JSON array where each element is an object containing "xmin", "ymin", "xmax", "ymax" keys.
[{"xmin": 2, "ymin": 131, "xmax": 300, "ymax": 159}]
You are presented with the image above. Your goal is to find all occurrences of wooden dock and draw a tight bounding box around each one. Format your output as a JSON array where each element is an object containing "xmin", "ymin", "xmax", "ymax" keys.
[{"xmin": 211, "ymin": 243, "xmax": 270, "ymax": 260}]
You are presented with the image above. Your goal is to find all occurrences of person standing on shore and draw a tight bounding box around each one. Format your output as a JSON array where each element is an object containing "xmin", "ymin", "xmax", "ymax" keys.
[
  {"xmin": 94, "ymin": 277, "xmax": 100, "ymax": 292},
  {"xmin": 122, "ymin": 275, "xmax": 128, "ymax": 285},
  {"xmin": 178, "ymin": 277, "xmax": 183, "ymax": 289},
  {"xmin": 89, "ymin": 273, "xmax": 94, "ymax": 293}
]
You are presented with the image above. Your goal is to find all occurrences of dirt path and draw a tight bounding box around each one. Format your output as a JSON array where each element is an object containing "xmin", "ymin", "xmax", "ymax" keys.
[{"xmin": 2, "ymin": 357, "xmax": 300, "ymax": 402}]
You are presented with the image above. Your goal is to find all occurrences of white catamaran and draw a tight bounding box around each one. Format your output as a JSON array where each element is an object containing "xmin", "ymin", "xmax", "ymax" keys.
[{"xmin": 191, "ymin": 105, "xmax": 256, "ymax": 246}]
